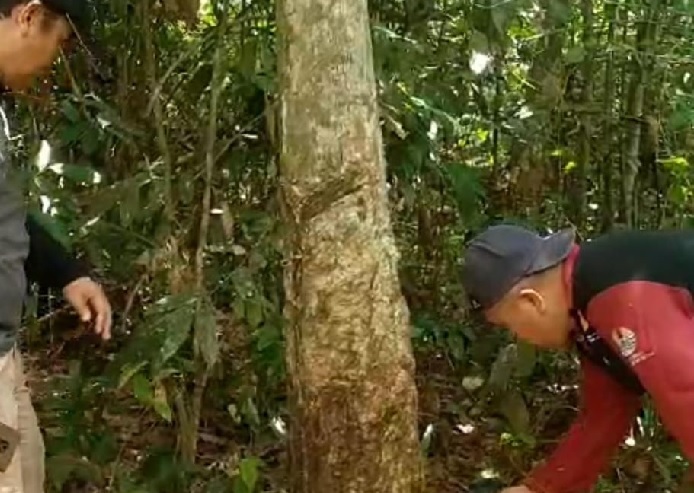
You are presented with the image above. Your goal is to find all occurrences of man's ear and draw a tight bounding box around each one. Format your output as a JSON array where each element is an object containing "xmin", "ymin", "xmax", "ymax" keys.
[
  {"xmin": 13, "ymin": 2, "xmax": 41, "ymax": 33},
  {"xmin": 518, "ymin": 288, "xmax": 546, "ymax": 313}
]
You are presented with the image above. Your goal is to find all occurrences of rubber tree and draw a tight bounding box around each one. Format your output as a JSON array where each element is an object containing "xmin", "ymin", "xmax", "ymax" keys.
[{"xmin": 276, "ymin": 0, "xmax": 424, "ymax": 492}]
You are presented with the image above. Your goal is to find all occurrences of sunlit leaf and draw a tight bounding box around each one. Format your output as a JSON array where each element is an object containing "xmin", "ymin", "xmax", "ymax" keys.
[{"xmin": 239, "ymin": 457, "xmax": 260, "ymax": 491}]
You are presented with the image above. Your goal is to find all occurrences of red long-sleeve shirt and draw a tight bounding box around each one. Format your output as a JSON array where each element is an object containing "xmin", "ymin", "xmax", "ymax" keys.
[{"xmin": 523, "ymin": 231, "xmax": 694, "ymax": 492}]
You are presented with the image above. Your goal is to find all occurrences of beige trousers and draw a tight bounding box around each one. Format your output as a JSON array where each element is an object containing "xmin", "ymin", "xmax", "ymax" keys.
[{"xmin": 0, "ymin": 347, "xmax": 44, "ymax": 493}]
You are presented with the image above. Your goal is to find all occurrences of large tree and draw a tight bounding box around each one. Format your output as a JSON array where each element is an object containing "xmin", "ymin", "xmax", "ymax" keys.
[{"xmin": 276, "ymin": 1, "xmax": 424, "ymax": 492}]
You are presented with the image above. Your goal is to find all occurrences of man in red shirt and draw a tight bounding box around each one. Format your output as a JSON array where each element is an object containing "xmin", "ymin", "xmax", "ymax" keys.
[{"xmin": 461, "ymin": 224, "xmax": 694, "ymax": 492}]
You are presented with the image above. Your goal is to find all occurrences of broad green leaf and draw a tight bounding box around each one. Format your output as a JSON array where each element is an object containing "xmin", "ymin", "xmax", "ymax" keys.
[
  {"xmin": 152, "ymin": 294, "xmax": 197, "ymax": 366},
  {"xmin": 58, "ymin": 124, "xmax": 82, "ymax": 145},
  {"xmin": 61, "ymin": 100, "xmax": 81, "ymax": 123},
  {"xmin": 80, "ymin": 127, "xmax": 101, "ymax": 156},
  {"xmin": 132, "ymin": 373, "xmax": 153, "ymax": 405},
  {"xmin": 661, "ymin": 156, "xmax": 689, "ymax": 171},
  {"xmin": 118, "ymin": 360, "xmax": 148, "ymax": 389},
  {"xmin": 239, "ymin": 457, "xmax": 260, "ymax": 491}
]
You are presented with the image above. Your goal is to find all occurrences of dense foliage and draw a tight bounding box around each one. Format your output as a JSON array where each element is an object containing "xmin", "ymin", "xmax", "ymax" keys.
[{"xmin": 11, "ymin": 0, "xmax": 694, "ymax": 491}]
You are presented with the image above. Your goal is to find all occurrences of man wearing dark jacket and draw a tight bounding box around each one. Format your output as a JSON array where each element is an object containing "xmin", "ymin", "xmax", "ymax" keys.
[
  {"xmin": 0, "ymin": 0, "xmax": 111, "ymax": 491},
  {"xmin": 462, "ymin": 224, "xmax": 694, "ymax": 493}
]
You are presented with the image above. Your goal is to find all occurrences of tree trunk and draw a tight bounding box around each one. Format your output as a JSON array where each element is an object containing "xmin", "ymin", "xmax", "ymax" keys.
[
  {"xmin": 568, "ymin": 0, "xmax": 594, "ymax": 230},
  {"xmin": 276, "ymin": 1, "xmax": 423, "ymax": 492},
  {"xmin": 599, "ymin": 1, "xmax": 617, "ymax": 232},
  {"xmin": 622, "ymin": 0, "xmax": 661, "ymax": 227}
]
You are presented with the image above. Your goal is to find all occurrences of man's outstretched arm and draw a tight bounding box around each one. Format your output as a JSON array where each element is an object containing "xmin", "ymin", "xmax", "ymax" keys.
[
  {"xmin": 24, "ymin": 213, "xmax": 89, "ymax": 289},
  {"xmin": 521, "ymin": 355, "xmax": 642, "ymax": 493},
  {"xmin": 25, "ymin": 214, "xmax": 112, "ymax": 339}
]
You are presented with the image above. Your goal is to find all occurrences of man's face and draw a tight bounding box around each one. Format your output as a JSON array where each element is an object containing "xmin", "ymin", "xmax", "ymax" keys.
[
  {"xmin": 1, "ymin": 2, "xmax": 71, "ymax": 90},
  {"xmin": 484, "ymin": 286, "xmax": 572, "ymax": 350}
]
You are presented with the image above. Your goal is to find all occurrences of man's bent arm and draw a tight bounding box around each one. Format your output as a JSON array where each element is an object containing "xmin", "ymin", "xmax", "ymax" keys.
[
  {"xmin": 588, "ymin": 281, "xmax": 694, "ymax": 463},
  {"xmin": 25, "ymin": 214, "xmax": 89, "ymax": 290},
  {"xmin": 523, "ymin": 356, "xmax": 642, "ymax": 493}
]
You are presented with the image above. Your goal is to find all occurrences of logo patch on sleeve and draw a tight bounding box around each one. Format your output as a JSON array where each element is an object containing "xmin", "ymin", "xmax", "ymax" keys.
[{"xmin": 611, "ymin": 327, "xmax": 653, "ymax": 366}]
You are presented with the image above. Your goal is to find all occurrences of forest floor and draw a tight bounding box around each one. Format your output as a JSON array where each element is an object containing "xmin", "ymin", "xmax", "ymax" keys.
[{"xmin": 20, "ymin": 334, "xmax": 686, "ymax": 492}]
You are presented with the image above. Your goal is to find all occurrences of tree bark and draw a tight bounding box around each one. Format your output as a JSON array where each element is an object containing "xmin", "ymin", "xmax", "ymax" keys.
[
  {"xmin": 622, "ymin": 0, "xmax": 661, "ymax": 227},
  {"xmin": 568, "ymin": 0, "xmax": 594, "ymax": 230},
  {"xmin": 276, "ymin": 1, "xmax": 423, "ymax": 492},
  {"xmin": 599, "ymin": 1, "xmax": 617, "ymax": 232}
]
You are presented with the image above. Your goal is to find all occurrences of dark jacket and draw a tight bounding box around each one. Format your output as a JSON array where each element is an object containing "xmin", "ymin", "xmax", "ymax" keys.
[{"xmin": 0, "ymin": 93, "xmax": 87, "ymax": 354}]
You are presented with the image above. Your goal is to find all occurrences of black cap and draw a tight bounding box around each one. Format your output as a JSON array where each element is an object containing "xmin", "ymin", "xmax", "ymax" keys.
[
  {"xmin": 43, "ymin": 0, "xmax": 90, "ymax": 28},
  {"xmin": 42, "ymin": 0, "xmax": 112, "ymax": 81},
  {"xmin": 461, "ymin": 224, "xmax": 575, "ymax": 309}
]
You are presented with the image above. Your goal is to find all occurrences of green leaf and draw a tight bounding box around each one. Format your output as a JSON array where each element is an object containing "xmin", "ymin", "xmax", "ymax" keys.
[
  {"xmin": 58, "ymin": 124, "xmax": 82, "ymax": 145},
  {"xmin": 547, "ymin": 0, "xmax": 572, "ymax": 24},
  {"xmin": 61, "ymin": 100, "xmax": 81, "ymax": 123},
  {"xmin": 491, "ymin": 6, "xmax": 509, "ymax": 37},
  {"xmin": 80, "ymin": 127, "xmax": 101, "ymax": 156},
  {"xmin": 487, "ymin": 343, "xmax": 516, "ymax": 392},
  {"xmin": 49, "ymin": 163, "xmax": 97, "ymax": 184},
  {"xmin": 469, "ymin": 30, "xmax": 489, "ymax": 53},
  {"xmin": 194, "ymin": 296, "xmax": 219, "ymax": 368},
  {"xmin": 245, "ymin": 299, "xmax": 263, "ymax": 328},
  {"xmin": 565, "ymin": 46, "xmax": 586, "ymax": 64},
  {"xmin": 514, "ymin": 341, "xmax": 537, "ymax": 378},
  {"xmin": 151, "ymin": 295, "xmax": 197, "ymax": 367},
  {"xmin": 153, "ymin": 381, "xmax": 173, "ymax": 422},
  {"xmin": 445, "ymin": 164, "xmax": 485, "ymax": 218},
  {"xmin": 132, "ymin": 373, "xmax": 153, "ymax": 405},
  {"xmin": 661, "ymin": 156, "xmax": 689, "ymax": 171},
  {"xmin": 239, "ymin": 457, "xmax": 260, "ymax": 491},
  {"xmin": 118, "ymin": 360, "xmax": 148, "ymax": 389},
  {"xmin": 498, "ymin": 389, "xmax": 530, "ymax": 435}
]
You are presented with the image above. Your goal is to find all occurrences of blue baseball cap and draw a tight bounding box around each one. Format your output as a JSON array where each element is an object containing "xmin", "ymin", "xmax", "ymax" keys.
[{"xmin": 461, "ymin": 224, "xmax": 575, "ymax": 309}]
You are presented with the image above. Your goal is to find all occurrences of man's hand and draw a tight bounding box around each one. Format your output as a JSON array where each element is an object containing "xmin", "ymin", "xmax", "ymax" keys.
[
  {"xmin": 62, "ymin": 277, "xmax": 112, "ymax": 341},
  {"xmin": 500, "ymin": 487, "xmax": 535, "ymax": 493}
]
